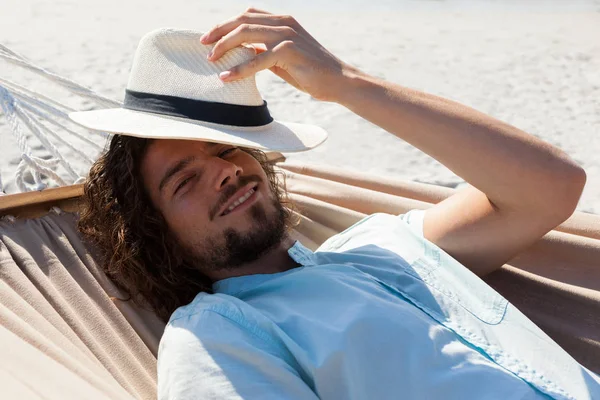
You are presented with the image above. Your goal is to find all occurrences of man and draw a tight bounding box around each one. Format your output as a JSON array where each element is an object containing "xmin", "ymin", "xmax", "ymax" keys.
[{"xmin": 73, "ymin": 8, "xmax": 600, "ymax": 400}]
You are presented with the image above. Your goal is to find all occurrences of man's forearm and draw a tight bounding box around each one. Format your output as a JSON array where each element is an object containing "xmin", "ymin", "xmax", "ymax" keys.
[{"xmin": 333, "ymin": 71, "xmax": 586, "ymax": 213}]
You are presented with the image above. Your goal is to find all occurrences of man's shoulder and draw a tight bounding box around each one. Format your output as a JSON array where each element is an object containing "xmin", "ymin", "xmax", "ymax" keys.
[
  {"xmin": 164, "ymin": 292, "xmax": 275, "ymax": 342},
  {"xmin": 159, "ymin": 291, "xmax": 286, "ymax": 363},
  {"xmin": 167, "ymin": 292, "xmax": 241, "ymax": 326}
]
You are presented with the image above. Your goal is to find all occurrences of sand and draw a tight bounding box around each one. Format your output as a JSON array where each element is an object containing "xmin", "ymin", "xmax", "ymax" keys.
[{"xmin": 1, "ymin": 0, "xmax": 599, "ymax": 214}]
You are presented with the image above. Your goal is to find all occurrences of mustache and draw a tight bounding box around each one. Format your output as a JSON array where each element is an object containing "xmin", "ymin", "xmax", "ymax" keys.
[{"xmin": 210, "ymin": 174, "xmax": 262, "ymax": 220}]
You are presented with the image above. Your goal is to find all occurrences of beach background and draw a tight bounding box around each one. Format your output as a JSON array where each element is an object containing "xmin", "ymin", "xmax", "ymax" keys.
[{"xmin": 1, "ymin": 0, "xmax": 599, "ymax": 214}]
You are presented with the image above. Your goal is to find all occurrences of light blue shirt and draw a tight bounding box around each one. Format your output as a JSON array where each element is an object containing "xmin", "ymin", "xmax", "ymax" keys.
[{"xmin": 157, "ymin": 210, "xmax": 600, "ymax": 399}]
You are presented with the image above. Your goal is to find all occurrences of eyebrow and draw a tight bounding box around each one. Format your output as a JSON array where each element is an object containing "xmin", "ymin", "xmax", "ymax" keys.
[{"xmin": 157, "ymin": 143, "xmax": 221, "ymax": 195}]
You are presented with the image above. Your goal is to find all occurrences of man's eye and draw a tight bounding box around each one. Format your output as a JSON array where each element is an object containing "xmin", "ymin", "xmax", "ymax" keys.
[
  {"xmin": 219, "ymin": 147, "xmax": 238, "ymax": 157},
  {"xmin": 174, "ymin": 176, "xmax": 193, "ymax": 195}
]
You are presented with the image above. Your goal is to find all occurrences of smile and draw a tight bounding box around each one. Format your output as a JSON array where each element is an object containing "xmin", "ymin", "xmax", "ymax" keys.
[{"xmin": 220, "ymin": 185, "xmax": 259, "ymax": 216}]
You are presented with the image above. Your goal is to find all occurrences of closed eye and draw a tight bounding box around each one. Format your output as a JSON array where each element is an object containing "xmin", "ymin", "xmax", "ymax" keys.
[
  {"xmin": 172, "ymin": 147, "xmax": 237, "ymax": 196},
  {"xmin": 219, "ymin": 147, "xmax": 238, "ymax": 157},
  {"xmin": 174, "ymin": 175, "xmax": 194, "ymax": 195}
]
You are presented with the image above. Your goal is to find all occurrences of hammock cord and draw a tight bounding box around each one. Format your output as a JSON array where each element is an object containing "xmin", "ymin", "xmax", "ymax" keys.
[{"xmin": 0, "ymin": 43, "xmax": 120, "ymax": 194}]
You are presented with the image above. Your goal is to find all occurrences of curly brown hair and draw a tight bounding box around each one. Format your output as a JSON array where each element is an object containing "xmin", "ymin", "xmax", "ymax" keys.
[{"xmin": 78, "ymin": 135, "xmax": 299, "ymax": 323}]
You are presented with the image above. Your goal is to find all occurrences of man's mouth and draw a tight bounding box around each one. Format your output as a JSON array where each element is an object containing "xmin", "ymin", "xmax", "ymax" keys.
[{"xmin": 220, "ymin": 184, "xmax": 259, "ymax": 216}]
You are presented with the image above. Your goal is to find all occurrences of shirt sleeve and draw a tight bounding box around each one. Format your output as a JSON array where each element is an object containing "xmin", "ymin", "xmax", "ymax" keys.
[
  {"xmin": 157, "ymin": 309, "xmax": 318, "ymax": 400},
  {"xmin": 397, "ymin": 208, "xmax": 426, "ymax": 238}
]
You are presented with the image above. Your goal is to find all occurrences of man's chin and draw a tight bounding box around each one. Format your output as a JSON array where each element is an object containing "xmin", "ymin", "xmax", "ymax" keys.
[
  {"xmin": 184, "ymin": 198, "xmax": 288, "ymax": 272},
  {"xmin": 220, "ymin": 214, "xmax": 285, "ymax": 269}
]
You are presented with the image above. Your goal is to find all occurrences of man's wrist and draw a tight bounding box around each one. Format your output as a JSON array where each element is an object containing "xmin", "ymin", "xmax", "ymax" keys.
[{"xmin": 330, "ymin": 67, "xmax": 377, "ymax": 107}]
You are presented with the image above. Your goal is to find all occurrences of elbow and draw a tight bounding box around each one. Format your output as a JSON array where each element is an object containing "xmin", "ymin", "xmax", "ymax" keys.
[{"xmin": 548, "ymin": 165, "xmax": 587, "ymax": 222}]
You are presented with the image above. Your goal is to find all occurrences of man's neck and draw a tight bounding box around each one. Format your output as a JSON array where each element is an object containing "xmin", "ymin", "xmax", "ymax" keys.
[{"xmin": 208, "ymin": 235, "xmax": 301, "ymax": 283}]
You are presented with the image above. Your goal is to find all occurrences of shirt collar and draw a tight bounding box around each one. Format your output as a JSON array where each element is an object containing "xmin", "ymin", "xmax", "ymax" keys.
[
  {"xmin": 212, "ymin": 240, "xmax": 317, "ymax": 295},
  {"xmin": 287, "ymin": 240, "xmax": 318, "ymax": 266}
]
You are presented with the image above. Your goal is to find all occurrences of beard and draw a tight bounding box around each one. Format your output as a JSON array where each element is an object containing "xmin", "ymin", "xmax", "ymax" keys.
[{"xmin": 177, "ymin": 186, "xmax": 289, "ymax": 274}]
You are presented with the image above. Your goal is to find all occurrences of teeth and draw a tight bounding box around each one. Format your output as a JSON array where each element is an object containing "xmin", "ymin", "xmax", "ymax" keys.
[{"xmin": 224, "ymin": 188, "xmax": 254, "ymax": 214}]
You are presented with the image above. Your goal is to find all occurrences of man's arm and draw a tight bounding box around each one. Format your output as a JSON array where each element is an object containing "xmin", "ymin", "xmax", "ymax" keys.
[
  {"xmin": 202, "ymin": 8, "xmax": 587, "ymax": 276},
  {"xmin": 333, "ymin": 74, "xmax": 586, "ymax": 276}
]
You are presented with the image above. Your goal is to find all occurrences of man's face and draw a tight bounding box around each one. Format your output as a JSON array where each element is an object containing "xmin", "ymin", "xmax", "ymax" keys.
[{"xmin": 140, "ymin": 139, "xmax": 287, "ymax": 277}]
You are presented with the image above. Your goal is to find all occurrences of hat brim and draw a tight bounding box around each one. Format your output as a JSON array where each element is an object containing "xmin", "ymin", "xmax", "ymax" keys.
[{"xmin": 68, "ymin": 108, "xmax": 327, "ymax": 153}]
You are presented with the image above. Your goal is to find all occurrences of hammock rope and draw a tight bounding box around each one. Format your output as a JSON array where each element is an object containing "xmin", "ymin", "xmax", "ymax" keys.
[
  {"xmin": 0, "ymin": 44, "xmax": 119, "ymax": 194},
  {"xmin": 0, "ymin": 43, "xmax": 121, "ymax": 108}
]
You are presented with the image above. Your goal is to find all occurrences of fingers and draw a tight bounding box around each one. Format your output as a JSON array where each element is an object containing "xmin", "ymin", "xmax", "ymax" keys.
[
  {"xmin": 200, "ymin": 14, "xmax": 274, "ymax": 44},
  {"xmin": 200, "ymin": 10, "xmax": 298, "ymax": 46},
  {"xmin": 219, "ymin": 41, "xmax": 295, "ymax": 82},
  {"xmin": 219, "ymin": 49, "xmax": 275, "ymax": 82},
  {"xmin": 244, "ymin": 7, "xmax": 271, "ymax": 15},
  {"xmin": 203, "ymin": 9, "xmax": 305, "ymax": 84},
  {"xmin": 207, "ymin": 24, "xmax": 296, "ymax": 62}
]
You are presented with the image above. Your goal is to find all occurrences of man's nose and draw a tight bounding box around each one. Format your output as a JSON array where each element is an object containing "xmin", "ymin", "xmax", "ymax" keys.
[{"xmin": 214, "ymin": 160, "xmax": 243, "ymax": 191}]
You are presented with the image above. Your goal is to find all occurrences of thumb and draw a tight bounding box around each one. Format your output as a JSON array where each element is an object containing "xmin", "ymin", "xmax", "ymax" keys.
[
  {"xmin": 268, "ymin": 66, "xmax": 304, "ymax": 92},
  {"xmin": 244, "ymin": 44, "xmax": 303, "ymax": 91}
]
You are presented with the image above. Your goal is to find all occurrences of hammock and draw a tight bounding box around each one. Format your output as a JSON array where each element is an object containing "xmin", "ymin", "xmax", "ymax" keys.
[{"xmin": 1, "ymin": 44, "xmax": 600, "ymax": 399}]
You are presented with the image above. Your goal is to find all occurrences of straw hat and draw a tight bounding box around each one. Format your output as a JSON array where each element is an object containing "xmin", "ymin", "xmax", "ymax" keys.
[{"xmin": 69, "ymin": 28, "xmax": 328, "ymax": 152}]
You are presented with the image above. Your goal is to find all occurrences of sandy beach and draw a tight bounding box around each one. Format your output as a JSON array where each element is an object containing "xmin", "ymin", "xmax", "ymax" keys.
[{"xmin": 1, "ymin": 0, "xmax": 599, "ymax": 214}]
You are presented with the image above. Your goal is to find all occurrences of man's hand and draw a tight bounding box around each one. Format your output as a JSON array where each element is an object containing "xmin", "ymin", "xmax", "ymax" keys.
[{"xmin": 200, "ymin": 7, "xmax": 359, "ymax": 102}]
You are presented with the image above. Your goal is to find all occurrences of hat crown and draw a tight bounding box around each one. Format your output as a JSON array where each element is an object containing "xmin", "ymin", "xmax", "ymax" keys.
[{"xmin": 126, "ymin": 28, "xmax": 263, "ymax": 106}]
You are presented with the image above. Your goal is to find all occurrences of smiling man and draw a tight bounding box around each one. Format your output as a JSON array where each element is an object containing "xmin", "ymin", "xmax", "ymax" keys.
[
  {"xmin": 139, "ymin": 139, "xmax": 300, "ymax": 282},
  {"xmin": 73, "ymin": 8, "xmax": 599, "ymax": 400}
]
